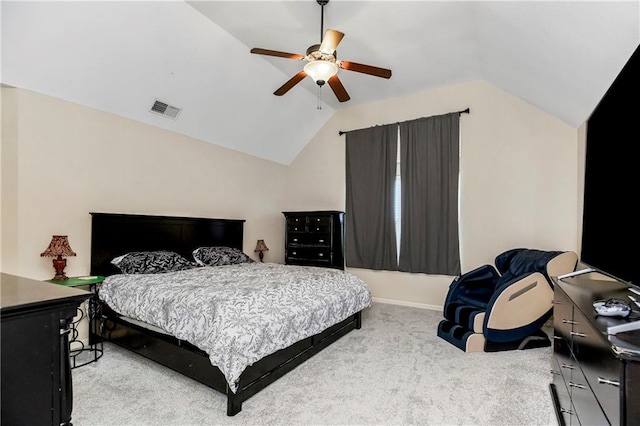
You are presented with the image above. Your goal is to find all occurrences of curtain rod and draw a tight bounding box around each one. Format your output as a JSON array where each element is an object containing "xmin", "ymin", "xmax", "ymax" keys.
[{"xmin": 337, "ymin": 108, "xmax": 470, "ymax": 136}]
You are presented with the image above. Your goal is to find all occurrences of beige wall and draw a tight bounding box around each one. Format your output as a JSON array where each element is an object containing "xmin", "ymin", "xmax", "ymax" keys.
[
  {"xmin": 1, "ymin": 88, "xmax": 20, "ymax": 273},
  {"xmin": 286, "ymin": 80, "xmax": 580, "ymax": 309},
  {"xmin": 2, "ymin": 82, "xmax": 582, "ymax": 310},
  {"xmin": 1, "ymin": 88, "xmax": 288, "ymax": 280}
]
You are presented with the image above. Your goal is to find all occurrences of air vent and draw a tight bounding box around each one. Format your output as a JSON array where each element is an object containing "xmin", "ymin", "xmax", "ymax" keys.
[{"xmin": 149, "ymin": 99, "xmax": 181, "ymax": 120}]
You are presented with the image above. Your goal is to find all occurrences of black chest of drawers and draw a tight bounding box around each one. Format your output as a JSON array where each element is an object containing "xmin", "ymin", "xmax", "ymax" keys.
[
  {"xmin": 550, "ymin": 275, "xmax": 640, "ymax": 426},
  {"xmin": 1, "ymin": 273, "xmax": 91, "ymax": 426},
  {"xmin": 283, "ymin": 211, "xmax": 344, "ymax": 270}
]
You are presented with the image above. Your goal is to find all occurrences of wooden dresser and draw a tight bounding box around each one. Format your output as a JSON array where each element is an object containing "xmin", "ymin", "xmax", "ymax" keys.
[
  {"xmin": 283, "ymin": 211, "xmax": 344, "ymax": 270},
  {"xmin": 1, "ymin": 273, "xmax": 91, "ymax": 426},
  {"xmin": 550, "ymin": 274, "xmax": 640, "ymax": 425}
]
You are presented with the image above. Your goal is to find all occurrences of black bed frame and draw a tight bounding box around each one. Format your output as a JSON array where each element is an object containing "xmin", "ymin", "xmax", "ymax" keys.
[{"xmin": 89, "ymin": 212, "xmax": 363, "ymax": 416}]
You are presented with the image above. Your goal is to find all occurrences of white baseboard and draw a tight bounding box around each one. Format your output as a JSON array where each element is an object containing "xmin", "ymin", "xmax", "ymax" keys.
[{"xmin": 372, "ymin": 297, "xmax": 443, "ymax": 312}]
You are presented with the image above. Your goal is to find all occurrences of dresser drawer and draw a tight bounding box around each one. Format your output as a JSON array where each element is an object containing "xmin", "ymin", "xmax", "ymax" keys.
[
  {"xmin": 287, "ymin": 247, "xmax": 332, "ymax": 262},
  {"xmin": 565, "ymin": 357, "xmax": 609, "ymax": 426},
  {"xmin": 553, "ymin": 289, "xmax": 574, "ymax": 341},
  {"xmin": 306, "ymin": 216, "xmax": 331, "ymax": 233},
  {"xmin": 554, "ymin": 337, "xmax": 574, "ymax": 384},
  {"xmin": 572, "ymin": 308, "xmax": 621, "ymax": 425},
  {"xmin": 287, "ymin": 222, "xmax": 306, "ymax": 232},
  {"xmin": 285, "ymin": 257, "xmax": 331, "ymax": 267},
  {"xmin": 552, "ymin": 356, "xmax": 578, "ymax": 425},
  {"xmin": 287, "ymin": 233, "xmax": 331, "ymax": 247}
]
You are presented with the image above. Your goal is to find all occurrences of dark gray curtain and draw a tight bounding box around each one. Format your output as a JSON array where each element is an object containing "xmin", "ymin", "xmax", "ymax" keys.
[
  {"xmin": 398, "ymin": 113, "xmax": 460, "ymax": 275},
  {"xmin": 345, "ymin": 124, "xmax": 398, "ymax": 270}
]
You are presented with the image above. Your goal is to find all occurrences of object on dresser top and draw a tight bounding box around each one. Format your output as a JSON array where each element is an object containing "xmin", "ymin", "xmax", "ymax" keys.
[
  {"xmin": 192, "ymin": 246, "xmax": 254, "ymax": 267},
  {"xmin": 111, "ymin": 250, "xmax": 198, "ymax": 274},
  {"xmin": 593, "ymin": 298, "xmax": 631, "ymax": 317}
]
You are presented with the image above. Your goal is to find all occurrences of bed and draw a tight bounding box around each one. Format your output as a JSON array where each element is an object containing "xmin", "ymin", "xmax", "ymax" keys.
[{"xmin": 89, "ymin": 212, "xmax": 371, "ymax": 416}]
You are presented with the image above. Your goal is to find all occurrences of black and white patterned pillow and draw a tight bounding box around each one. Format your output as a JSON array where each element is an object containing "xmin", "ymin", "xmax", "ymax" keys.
[
  {"xmin": 111, "ymin": 250, "xmax": 197, "ymax": 274},
  {"xmin": 192, "ymin": 246, "xmax": 254, "ymax": 267}
]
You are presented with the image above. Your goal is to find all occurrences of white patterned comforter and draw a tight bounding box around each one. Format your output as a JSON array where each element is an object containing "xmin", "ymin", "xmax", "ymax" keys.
[{"xmin": 98, "ymin": 262, "xmax": 371, "ymax": 393}]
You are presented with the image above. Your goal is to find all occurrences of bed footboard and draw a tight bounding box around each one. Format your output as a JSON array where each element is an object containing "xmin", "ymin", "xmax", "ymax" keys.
[{"xmin": 93, "ymin": 309, "xmax": 363, "ymax": 416}]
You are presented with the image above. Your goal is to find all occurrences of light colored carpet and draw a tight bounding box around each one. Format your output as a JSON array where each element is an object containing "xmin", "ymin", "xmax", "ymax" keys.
[{"xmin": 72, "ymin": 302, "xmax": 558, "ymax": 425}]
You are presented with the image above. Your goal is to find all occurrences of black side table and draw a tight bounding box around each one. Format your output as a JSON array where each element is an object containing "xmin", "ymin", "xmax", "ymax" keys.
[{"xmin": 46, "ymin": 275, "xmax": 105, "ymax": 368}]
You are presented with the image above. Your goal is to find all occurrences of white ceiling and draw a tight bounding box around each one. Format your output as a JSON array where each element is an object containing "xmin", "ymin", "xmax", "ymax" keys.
[{"xmin": 2, "ymin": 1, "xmax": 639, "ymax": 165}]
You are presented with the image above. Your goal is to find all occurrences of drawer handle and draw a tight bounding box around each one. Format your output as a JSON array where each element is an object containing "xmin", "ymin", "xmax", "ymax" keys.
[
  {"xmin": 550, "ymin": 369, "xmax": 560, "ymax": 375},
  {"xmin": 552, "ymin": 335, "xmax": 563, "ymax": 340},
  {"xmin": 293, "ymin": 238, "xmax": 298, "ymax": 242},
  {"xmin": 318, "ymin": 239, "xmax": 324, "ymax": 243},
  {"xmin": 560, "ymin": 408, "xmax": 575, "ymax": 415},
  {"xmin": 316, "ymin": 227, "xmax": 320, "ymax": 231},
  {"xmin": 562, "ymin": 319, "xmax": 576, "ymax": 324},
  {"xmin": 568, "ymin": 382, "xmax": 586, "ymax": 390},
  {"xmin": 292, "ymin": 252, "xmax": 297, "ymax": 255},
  {"xmin": 597, "ymin": 377, "xmax": 620, "ymax": 387},
  {"xmin": 552, "ymin": 299, "xmax": 562, "ymax": 305},
  {"xmin": 318, "ymin": 253, "xmax": 324, "ymax": 257},
  {"xmin": 561, "ymin": 363, "xmax": 575, "ymax": 370},
  {"xmin": 570, "ymin": 331, "xmax": 587, "ymax": 338}
]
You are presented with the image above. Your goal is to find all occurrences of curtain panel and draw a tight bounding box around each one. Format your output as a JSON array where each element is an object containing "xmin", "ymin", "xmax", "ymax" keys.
[
  {"xmin": 345, "ymin": 124, "xmax": 398, "ymax": 271},
  {"xmin": 398, "ymin": 113, "xmax": 461, "ymax": 275}
]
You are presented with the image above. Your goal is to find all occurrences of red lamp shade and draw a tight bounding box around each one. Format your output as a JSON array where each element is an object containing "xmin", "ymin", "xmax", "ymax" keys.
[{"xmin": 41, "ymin": 235, "xmax": 76, "ymax": 281}]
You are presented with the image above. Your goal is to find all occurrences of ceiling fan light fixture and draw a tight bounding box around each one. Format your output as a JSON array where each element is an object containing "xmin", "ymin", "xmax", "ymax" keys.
[
  {"xmin": 249, "ymin": 0, "xmax": 391, "ymax": 101},
  {"xmin": 304, "ymin": 60, "xmax": 338, "ymax": 85}
]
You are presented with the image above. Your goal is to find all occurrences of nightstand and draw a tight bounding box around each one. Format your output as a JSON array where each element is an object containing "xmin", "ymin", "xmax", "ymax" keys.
[{"xmin": 46, "ymin": 275, "xmax": 105, "ymax": 368}]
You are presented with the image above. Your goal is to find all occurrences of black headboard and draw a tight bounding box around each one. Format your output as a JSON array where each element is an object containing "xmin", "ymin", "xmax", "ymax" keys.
[{"xmin": 90, "ymin": 212, "xmax": 245, "ymax": 277}]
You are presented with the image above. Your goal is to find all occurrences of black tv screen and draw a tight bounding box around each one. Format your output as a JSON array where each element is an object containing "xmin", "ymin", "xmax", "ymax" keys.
[{"xmin": 581, "ymin": 44, "xmax": 640, "ymax": 286}]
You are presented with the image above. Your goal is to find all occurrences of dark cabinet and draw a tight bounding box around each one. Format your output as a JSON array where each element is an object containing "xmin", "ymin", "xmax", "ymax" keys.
[
  {"xmin": 1, "ymin": 273, "xmax": 91, "ymax": 426},
  {"xmin": 550, "ymin": 275, "xmax": 640, "ymax": 425},
  {"xmin": 283, "ymin": 211, "xmax": 344, "ymax": 270}
]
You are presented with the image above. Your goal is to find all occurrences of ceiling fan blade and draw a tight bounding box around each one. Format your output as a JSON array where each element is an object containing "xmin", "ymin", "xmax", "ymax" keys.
[
  {"xmin": 339, "ymin": 61, "xmax": 392, "ymax": 79},
  {"xmin": 250, "ymin": 48, "xmax": 304, "ymax": 61},
  {"xmin": 274, "ymin": 71, "xmax": 307, "ymax": 96},
  {"xmin": 327, "ymin": 75, "xmax": 350, "ymax": 102},
  {"xmin": 319, "ymin": 29, "xmax": 345, "ymax": 55}
]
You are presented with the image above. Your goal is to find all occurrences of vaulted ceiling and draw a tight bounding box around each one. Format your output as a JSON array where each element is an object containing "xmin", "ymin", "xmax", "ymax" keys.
[{"xmin": 2, "ymin": 1, "xmax": 639, "ymax": 165}]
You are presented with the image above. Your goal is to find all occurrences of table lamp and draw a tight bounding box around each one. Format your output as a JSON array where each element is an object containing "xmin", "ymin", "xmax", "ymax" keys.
[
  {"xmin": 41, "ymin": 235, "xmax": 77, "ymax": 280},
  {"xmin": 254, "ymin": 239, "xmax": 269, "ymax": 262}
]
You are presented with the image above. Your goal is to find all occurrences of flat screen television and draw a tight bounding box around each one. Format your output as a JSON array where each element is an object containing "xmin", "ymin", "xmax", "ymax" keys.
[{"xmin": 580, "ymin": 43, "xmax": 640, "ymax": 288}]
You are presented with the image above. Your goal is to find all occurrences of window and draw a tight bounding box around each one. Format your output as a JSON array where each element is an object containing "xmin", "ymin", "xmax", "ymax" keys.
[{"xmin": 345, "ymin": 112, "xmax": 461, "ymax": 275}]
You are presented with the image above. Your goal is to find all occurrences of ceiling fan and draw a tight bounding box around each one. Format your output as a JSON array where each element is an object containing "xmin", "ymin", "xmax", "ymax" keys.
[{"xmin": 250, "ymin": 0, "xmax": 392, "ymax": 102}]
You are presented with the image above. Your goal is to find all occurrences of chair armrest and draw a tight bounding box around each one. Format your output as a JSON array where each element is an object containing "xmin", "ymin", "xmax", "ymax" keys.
[
  {"xmin": 484, "ymin": 271, "xmax": 554, "ymax": 330},
  {"xmin": 445, "ymin": 265, "xmax": 499, "ymax": 307},
  {"xmin": 546, "ymin": 251, "xmax": 578, "ymax": 279}
]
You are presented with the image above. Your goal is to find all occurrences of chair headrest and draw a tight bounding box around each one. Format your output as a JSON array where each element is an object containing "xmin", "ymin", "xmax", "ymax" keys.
[{"xmin": 495, "ymin": 248, "xmax": 563, "ymax": 282}]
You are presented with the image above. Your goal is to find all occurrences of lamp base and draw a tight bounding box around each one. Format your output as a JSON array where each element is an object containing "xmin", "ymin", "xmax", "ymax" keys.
[
  {"xmin": 52, "ymin": 273, "xmax": 69, "ymax": 281},
  {"xmin": 52, "ymin": 256, "xmax": 69, "ymax": 281},
  {"xmin": 258, "ymin": 252, "xmax": 264, "ymax": 263}
]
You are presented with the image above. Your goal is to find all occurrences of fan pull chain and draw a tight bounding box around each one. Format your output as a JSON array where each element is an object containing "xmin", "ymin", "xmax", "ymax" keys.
[{"xmin": 317, "ymin": 85, "xmax": 322, "ymax": 110}]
